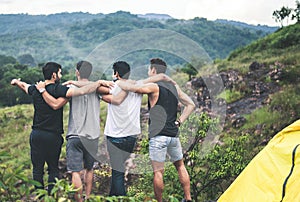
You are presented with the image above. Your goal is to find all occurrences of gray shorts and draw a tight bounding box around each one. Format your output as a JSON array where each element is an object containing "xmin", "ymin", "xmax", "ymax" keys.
[
  {"xmin": 149, "ymin": 136, "xmax": 183, "ymax": 162},
  {"xmin": 66, "ymin": 137, "xmax": 98, "ymax": 172}
]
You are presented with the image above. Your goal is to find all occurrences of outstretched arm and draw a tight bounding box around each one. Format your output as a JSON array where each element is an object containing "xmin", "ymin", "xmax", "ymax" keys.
[
  {"xmin": 175, "ymin": 84, "xmax": 196, "ymax": 124},
  {"xmin": 11, "ymin": 78, "xmax": 30, "ymax": 94}
]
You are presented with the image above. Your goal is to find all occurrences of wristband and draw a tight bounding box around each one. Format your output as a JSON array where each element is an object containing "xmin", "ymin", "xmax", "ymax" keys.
[
  {"xmin": 175, "ymin": 119, "xmax": 181, "ymax": 127},
  {"xmin": 39, "ymin": 88, "xmax": 46, "ymax": 93}
]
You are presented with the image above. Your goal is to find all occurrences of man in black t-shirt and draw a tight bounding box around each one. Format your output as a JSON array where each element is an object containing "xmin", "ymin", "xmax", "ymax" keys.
[{"xmin": 11, "ymin": 62, "xmax": 103, "ymax": 196}]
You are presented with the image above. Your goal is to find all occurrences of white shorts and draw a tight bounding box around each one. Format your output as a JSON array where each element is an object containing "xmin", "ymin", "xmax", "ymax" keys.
[{"xmin": 149, "ymin": 135, "xmax": 183, "ymax": 162}]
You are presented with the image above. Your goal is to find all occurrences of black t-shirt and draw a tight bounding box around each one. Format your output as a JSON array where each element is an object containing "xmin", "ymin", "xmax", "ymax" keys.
[
  {"xmin": 149, "ymin": 81, "xmax": 179, "ymax": 138},
  {"xmin": 28, "ymin": 83, "xmax": 69, "ymax": 134}
]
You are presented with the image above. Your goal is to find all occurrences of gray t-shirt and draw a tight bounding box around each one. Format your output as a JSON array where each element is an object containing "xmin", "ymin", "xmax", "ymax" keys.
[{"xmin": 66, "ymin": 85, "xmax": 101, "ymax": 140}]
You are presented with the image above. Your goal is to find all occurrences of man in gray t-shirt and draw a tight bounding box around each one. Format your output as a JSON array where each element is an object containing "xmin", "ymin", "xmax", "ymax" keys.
[{"xmin": 38, "ymin": 61, "xmax": 111, "ymax": 202}]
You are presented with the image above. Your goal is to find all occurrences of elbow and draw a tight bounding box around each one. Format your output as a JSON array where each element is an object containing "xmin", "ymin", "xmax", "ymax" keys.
[
  {"xmin": 191, "ymin": 102, "xmax": 196, "ymax": 110},
  {"xmin": 52, "ymin": 105, "xmax": 62, "ymax": 110},
  {"xmin": 112, "ymin": 100, "xmax": 122, "ymax": 105}
]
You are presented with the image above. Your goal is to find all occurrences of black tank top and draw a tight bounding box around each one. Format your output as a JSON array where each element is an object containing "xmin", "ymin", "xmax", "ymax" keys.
[{"xmin": 148, "ymin": 81, "xmax": 179, "ymax": 138}]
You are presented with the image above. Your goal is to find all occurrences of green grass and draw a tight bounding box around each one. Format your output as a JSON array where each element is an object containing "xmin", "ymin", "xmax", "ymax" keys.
[
  {"xmin": 217, "ymin": 89, "xmax": 244, "ymax": 103},
  {"xmin": 242, "ymin": 106, "xmax": 281, "ymax": 130}
]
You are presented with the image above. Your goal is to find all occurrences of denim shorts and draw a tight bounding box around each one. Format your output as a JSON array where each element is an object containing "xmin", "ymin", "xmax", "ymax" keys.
[
  {"xmin": 149, "ymin": 135, "xmax": 183, "ymax": 162},
  {"xmin": 66, "ymin": 137, "xmax": 98, "ymax": 172}
]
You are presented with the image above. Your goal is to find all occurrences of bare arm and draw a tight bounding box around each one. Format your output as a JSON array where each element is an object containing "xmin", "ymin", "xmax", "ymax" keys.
[
  {"xmin": 41, "ymin": 91, "xmax": 69, "ymax": 110},
  {"xmin": 62, "ymin": 80, "xmax": 92, "ymax": 87},
  {"xmin": 66, "ymin": 80, "xmax": 106, "ymax": 97},
  {"xmin": 141, "ymin": 73, "xmax": 176, "ymax": 84},
  {"xmin": 35, "ymin": 81, "xmax": 69, "ymax": 110},
  {"xmin": 175, "ymin": 84, "xmax": 196, "ymax": 123},
  {"xmin": 11, "ymin": 78, "xmax": 30, "ymax": 94},
  {"xmin": 117, "ymin": 80, "xmax": 158, "ymax": 94},
  {"xmin": 102, "ymin": 90, "xmax": 128, "ymax": 105},
  {"xmin": 64, "ymin": 80, "xmax": 114, "ymax": 93},
  {"xmin": 102, "ymin": 83, "xmax": 128, "ymax": 105}
]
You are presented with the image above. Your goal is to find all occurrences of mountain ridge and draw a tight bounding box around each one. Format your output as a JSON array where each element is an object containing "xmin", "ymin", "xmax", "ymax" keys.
[{"xmin": 0, "ymin": 11, "xmax": 277, "ymax": 66}]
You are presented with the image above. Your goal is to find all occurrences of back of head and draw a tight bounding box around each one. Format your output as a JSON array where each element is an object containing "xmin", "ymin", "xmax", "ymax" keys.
[
  {"xmin": 76, "ymin": 60, "xmax": 93, "ymax": 79},
  {"xmin": 150, "ymin": 58, "xmax": 167, "ymax": 73},
  {"xmin": 113, "ymin": 61, "xmax": 130, "ymax": 79},
  {"xmin": 42, "ymin": 62, "xmax": 62, "ymax": 80}
]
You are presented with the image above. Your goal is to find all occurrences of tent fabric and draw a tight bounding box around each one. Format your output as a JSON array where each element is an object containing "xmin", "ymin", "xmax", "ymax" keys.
[{"xmin": 218, "ymin": 120, "xmax": 300, "ymax": 202}]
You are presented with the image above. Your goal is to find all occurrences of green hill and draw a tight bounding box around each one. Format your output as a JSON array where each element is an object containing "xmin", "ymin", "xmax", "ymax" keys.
[{"xmin": 0, "ymin": 11, "xmax": 275, "ymax": 67}]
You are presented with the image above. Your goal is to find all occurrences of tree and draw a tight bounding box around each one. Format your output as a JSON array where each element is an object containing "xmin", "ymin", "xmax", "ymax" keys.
[
  {"xmin": 292, "ymin": 0, "xmax": 300, "ymax": 23},
  {"xmin": 181, "ymin": 63, "xmax": 198, "ymax": 80},
  {"xmin": 273, "ymin": 6, "xmax": 292, "ymax": 27},
  {"xmin": 17, "ymin": 54, "xmax": 36, "ymax": 67}
]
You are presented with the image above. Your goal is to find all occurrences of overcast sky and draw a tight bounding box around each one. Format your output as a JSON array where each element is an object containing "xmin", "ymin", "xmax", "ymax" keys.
[{"xmin": 0, "ymin": 0, "xmax": 297, "ymax": 26}]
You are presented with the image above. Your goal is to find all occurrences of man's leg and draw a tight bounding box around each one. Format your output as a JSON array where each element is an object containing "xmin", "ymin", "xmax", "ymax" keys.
[
  {"xmin": 151, "ymin": 161, "xmax": 165, "ymax": 202},
  {"xmin": 81, "ymin": 137, "xmax": 98, "ymax": 199},
  {"xmin": 30, "ymin": 130, "xmax": 45, "ymax": 190},
  {"xmin": 45, "ymin": 134, "xmax": 63, "ymax": 195},
  {"xmin": 67, "ymin": 138, "xmax": 84, "ymax": 201},
  {"xmin": 173, "ymin": 159, "xmax": 192, "ymax": 201},
  {"xmin": 72, "ymin": 172, "xmax": 83, "ymax": 202},
  {"xmin": 84, "ymin": 169, "xmax": 93, "ymax": 199},
  {"xmin": 107, "ymin": 136, "xmax": 136, "ymax": 196}
]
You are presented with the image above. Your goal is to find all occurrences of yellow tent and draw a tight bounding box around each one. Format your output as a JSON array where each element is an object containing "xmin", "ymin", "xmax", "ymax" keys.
[{"xmin": 218, "ymin": 120, "xmax": 300, "ymax": 202}]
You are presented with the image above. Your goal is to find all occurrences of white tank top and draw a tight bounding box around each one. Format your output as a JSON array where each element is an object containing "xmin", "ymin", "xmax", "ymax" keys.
[{"xmin": 104, "ymin": 84, "xmax": 142, "ymax": 137}]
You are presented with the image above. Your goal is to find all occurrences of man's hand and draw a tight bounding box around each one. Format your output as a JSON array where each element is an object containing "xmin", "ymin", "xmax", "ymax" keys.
[
  {"xmin": 11, "ymin": 78, "xmax": 21, "ymax": 85},
  {"xmin": 35, "ymin": 81, "xmax": 46, "ymax": 90}
]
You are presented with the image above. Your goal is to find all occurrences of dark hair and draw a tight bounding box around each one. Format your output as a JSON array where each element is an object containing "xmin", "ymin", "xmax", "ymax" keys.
[
  {"xmin": 76, "ymin": 60, "xmax": 93, "ymax": 79},
  {"xmin": 42, "ymin": 62, "xmax": 61, "ymax": 80},
  {"xmin": 112, "ymin": 61, "xmax": 130, "ymax": 79},
  {"xmin": 150, "ymin": 58, "xmax": 167, "ymax": 73}
]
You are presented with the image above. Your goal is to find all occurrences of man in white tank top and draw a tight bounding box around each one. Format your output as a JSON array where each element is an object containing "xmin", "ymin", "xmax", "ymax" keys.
[{"xmin": 102, "ymin": 61, "xmax": 142, "ymax": 196}]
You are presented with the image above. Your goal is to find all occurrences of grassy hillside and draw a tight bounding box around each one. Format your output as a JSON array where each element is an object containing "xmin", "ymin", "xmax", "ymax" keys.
[{"xmin": 210, "ymin": 23, "xmax": 300, "ymax": 198}]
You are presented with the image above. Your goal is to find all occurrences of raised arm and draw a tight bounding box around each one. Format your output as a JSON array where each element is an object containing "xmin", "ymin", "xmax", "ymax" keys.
[
  {"xmin": 175, "ymin": 84, "xmax": 196, "ymax": 124},
  {"xmin": 11, "ymin": 78, "xmax": 30, "ymax": 94}
]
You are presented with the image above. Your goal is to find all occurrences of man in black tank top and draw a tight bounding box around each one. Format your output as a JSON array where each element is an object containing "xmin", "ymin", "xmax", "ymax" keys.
[{"xmin": 117, "ymin": 58, "xmax": 195, "ymax": 202}]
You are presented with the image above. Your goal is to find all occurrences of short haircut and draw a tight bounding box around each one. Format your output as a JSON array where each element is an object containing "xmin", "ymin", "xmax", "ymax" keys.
[
  {"xmin": 42, "ymin": 62, "xmax": 62, "ymax": 80},
  {"xmin": 76, "ymin": 60, "xmax": 93, "ymax": 79},
  {"xmin": 150, "ymin": 58, "xmax": 167, "ymax": 73},
  {"xmin": 112, "ymin": 61, "xmax": 130, "ymax": 79}
]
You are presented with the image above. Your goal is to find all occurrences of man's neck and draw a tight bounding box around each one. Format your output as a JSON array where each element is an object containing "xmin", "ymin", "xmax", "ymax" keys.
[{"xmin": 45, "ymin": 79, "xmax": 55, "ymax": 85}]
